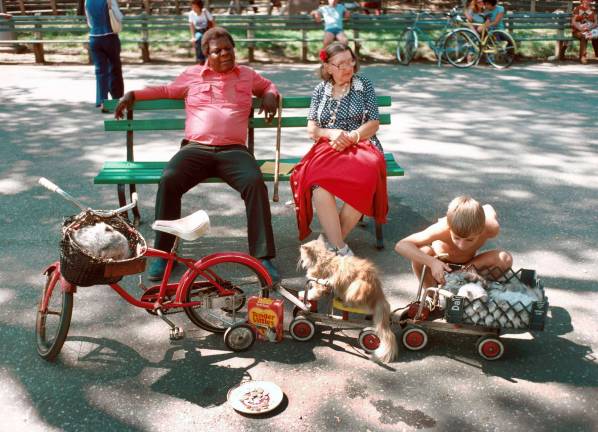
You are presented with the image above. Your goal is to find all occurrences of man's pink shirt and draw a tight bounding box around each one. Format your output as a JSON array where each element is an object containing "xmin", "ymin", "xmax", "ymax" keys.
[{"xmin": 134, "ymin": 64, "xmax": 279, "ymax": 146}]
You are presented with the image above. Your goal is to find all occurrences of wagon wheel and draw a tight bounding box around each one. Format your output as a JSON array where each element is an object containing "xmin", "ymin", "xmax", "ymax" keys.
[
  {"xmin": 476, "ymin": 336, "xmax": 504, "ymax": 360},
  {"xmin": 402, "ymin": 325, "xmax": 429, "ymax": 351}
]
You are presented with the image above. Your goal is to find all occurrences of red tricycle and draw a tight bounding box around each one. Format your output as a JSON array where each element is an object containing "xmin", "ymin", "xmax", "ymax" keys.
[{"xmin": 36, "ymin": 178, "xmax": 273, "ymax": 361}]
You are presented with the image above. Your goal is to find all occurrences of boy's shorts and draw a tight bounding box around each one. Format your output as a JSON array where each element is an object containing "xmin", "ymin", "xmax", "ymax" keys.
[{"xmin": 325, "ymin": 27, "xmax": 343, "ymax": 36}]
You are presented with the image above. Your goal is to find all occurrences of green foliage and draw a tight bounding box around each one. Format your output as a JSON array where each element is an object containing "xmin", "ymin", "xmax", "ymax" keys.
[{"xmin": 12, "ymin": 26, "xmax": 577, "ymax": 61}]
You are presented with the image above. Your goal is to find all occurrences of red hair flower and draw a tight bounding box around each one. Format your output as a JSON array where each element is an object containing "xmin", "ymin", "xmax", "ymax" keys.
[{"xmin": 319, "ymin": 49, "xmax": 328, "ymax": 62}]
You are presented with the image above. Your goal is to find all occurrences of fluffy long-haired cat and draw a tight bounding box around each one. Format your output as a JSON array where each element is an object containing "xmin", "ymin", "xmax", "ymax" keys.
[{"xmin": 298, "ymin": 236, "xmax": 398, "ymax": 363}]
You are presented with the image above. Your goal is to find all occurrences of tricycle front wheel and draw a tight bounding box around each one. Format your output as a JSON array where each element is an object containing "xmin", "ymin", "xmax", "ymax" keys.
[{"xmin": 36, "ymin": 271, "xmax": 73, "ymax": 361}]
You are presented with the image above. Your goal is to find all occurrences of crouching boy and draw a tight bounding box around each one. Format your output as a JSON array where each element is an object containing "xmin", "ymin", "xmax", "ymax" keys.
[{"xmin": 395, "ymin": 195, "xmax": 512, "ymax": 288}]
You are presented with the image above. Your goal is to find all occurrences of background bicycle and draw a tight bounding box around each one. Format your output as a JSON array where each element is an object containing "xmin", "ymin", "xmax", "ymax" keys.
[
  {"xmin": 36, "ymin": 178, "xmax": 273, "ymax": 362},
  {"xmin": 396, "ymin": 8, "xmax": 469, "ymax": 66}
]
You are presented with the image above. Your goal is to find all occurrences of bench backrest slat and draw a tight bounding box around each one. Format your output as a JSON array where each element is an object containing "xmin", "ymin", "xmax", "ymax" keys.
[
  {"xmin": 102, "ymin": 95, "xmax": 391, "ymax": 112},
  {"xmin": 105, "ymin": 113, "xmax": 391, "ymax": 132}
]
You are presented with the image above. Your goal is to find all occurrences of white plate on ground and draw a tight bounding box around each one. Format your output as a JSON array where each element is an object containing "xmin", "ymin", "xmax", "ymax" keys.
[{"xmin": 227, "ymin": 380, "xmax": 284, "ymax": 414}]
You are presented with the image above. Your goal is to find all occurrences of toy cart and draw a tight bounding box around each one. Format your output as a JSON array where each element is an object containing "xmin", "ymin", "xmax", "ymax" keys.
[
  {"xmin": 397, "ymin": 265, "xmax": 548, "ymax": 360},
  {"xmin": 281, "ymin": 278, "xmax": 383, "ymax": 355}
]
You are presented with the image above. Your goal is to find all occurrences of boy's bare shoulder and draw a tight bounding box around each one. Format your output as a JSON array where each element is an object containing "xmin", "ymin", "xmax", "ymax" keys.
[
  {"xmin": 483, "ymin": 204, "xmax": 500, "ymax": 237},
  {"xmin": 399, "ymin": 218, "xmax": 450, "ymax": 246}
]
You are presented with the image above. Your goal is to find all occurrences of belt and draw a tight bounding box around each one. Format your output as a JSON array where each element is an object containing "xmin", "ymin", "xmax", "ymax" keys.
[{"xmin": 181, "ymin": 139, "xmax": 247, "ymax": 152}]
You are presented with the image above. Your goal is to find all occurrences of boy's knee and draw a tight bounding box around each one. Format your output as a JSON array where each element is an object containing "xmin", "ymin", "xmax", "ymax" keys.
[
  {"xmin": 498, "ymin": 250, "xmax": 513, "ymax": 268},
  {"xmin": 420, "ymin": 245, "xmax": 435, "ymax": 256}
]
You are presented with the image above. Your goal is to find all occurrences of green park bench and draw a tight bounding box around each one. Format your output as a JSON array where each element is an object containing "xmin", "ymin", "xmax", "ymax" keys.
[{"xmin": 95, "ymin": 95, "xmax": 403, "ymax": 249}]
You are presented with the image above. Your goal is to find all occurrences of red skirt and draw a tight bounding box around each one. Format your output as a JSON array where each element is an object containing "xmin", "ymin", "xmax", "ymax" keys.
[{"xmin": 290, "ymin": 138, "xmax": 388, "ymax": 240}]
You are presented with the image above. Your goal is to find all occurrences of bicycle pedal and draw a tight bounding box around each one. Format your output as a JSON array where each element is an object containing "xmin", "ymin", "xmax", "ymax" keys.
[{"xmin": 169, "ymin": 327, "xmax": 185, "ymax": 341}]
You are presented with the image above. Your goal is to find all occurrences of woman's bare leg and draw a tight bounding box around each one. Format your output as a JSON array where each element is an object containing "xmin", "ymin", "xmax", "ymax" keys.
[
  {"xmin": 339, "ymin": 202, "xmax": 362, "ymax": 239},
  {"xmin": 313, "ymin": 187, "xmax": 345, "ymax": 248}
]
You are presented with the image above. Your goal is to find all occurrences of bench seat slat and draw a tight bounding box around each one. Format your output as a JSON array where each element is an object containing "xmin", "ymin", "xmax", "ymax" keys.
[{"xmin": 94, "ymin": 154, "xmax": 404, "ymax": 185}]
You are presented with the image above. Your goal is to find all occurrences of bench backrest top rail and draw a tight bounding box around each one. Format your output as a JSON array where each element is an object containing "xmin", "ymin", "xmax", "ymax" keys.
[
  {"xmin": 103, "ymin": 96, "xmax": 391, "ymax": 132},
  {"xmin": 102, "ymin": 96, "xmax": 391, "ymax": 111}
]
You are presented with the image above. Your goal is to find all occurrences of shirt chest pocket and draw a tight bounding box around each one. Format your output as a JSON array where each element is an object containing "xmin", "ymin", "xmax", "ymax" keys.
[
  {"xmin": 234, "ymin": 82, "xmax": 253, "ymax": 110},
  {"xmin": 187, "ymin": 83, "xmax": 212, "ymax": 106}
]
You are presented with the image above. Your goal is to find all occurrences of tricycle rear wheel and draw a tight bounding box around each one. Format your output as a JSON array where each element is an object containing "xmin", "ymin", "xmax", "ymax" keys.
[{"xmin": 36, "ymin": 271, "xmax": 73, "ymax": 361}]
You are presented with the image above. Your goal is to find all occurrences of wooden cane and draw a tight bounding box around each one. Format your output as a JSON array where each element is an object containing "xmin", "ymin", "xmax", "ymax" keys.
[{"xmin": 272, "ymin": 96, "xmax": 283, "ymax": 202}]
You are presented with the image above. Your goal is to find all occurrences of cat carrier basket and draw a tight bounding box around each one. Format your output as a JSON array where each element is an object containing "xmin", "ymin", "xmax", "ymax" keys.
[
  {"xmin": 445, "ymin": 267, "xmax": 548, "ymax": 331},
  {"xmin": 60, "ymin": 210, "xmax": 147, "ymax": 287}
]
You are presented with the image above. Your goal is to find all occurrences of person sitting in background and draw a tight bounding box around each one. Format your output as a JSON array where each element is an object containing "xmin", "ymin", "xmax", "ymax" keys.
[
  {"xmin": 114, "ymin": 28, "xmax": 281, "ymax": 282},
  {"xmin": 572, "ymin": 0, "xmax": 598, "ymax": 64},
  {"xmin": 188, "ymin": 0, "xmax": 215, "ymax": 65},
  {"xmin": 395, "ymin": 196, "xmax": 513, "ymax": 289},
  {"xmin": 480, "ymin": 0, "xmax": 505, "ymax": 32},
  {"xmin": 464, "ymin": 0, "xmax": 485, "ymax": 34},
  {"xmin": 311, "ymin": 0, "xmax": 351, "ymax": 47},
  {"xmin": 291, "ymin": 43, "xmax": 388, "ymax": 256}
]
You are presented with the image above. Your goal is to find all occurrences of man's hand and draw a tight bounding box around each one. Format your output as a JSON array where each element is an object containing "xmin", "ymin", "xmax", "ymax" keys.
[
  {"xmin": 259, "ymin": 92, "xmax": 278, "ymax": 124},
  {"xmin": 114, "ymin": 91, "xmax": 135, "ymax": 120},
  {"xmin": 430, "ymin": 258, "xmax": 452, "ymax": 285}
]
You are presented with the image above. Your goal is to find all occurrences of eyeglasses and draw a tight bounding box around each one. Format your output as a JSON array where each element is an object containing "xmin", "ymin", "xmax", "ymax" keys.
[{"xmin": 328, "ymin": 60, "xmax": 355, "ymax": 70}]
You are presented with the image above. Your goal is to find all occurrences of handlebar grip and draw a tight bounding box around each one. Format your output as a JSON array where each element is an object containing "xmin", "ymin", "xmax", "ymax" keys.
[
  {"xmin": 38, "ymin": 177, "xmax": 60, "ymax": 193},
  {"xmin": 131, "ymin": 192, "xmax": 139, "ymax": 205}
]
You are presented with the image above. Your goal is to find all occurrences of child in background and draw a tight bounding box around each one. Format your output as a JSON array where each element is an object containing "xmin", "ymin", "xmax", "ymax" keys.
[
  {"xmin": 311, "ymin": 0, "xmax": 351, "ymax": 47},
  {"xmin": 481, "ymin": 0, "xmax": 505, "ymax": 31},
  {"xmin": 188, "ymin": 0, "xmax": 215, "ymax": 64},
  {"xmin": 395, "ymin": 196, "xmax": 512, "ymax": 288},
  {"xmin": 464, "ymin": 0, "xmax": 485, "ymax": 34}
]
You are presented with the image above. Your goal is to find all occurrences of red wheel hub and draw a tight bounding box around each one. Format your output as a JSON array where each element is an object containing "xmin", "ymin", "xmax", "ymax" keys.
[
  {"xmin": 481, "ymin": 340, "xmax": 501, "ymax": 358},
  {"xmin": 406, "ymin": 330, "xmax": 425, "ymax": 348},
  {"xmin": 362, "ymin": 334, "xmax": 380, "ymax": 350},
  {"xmin": 293, "ymin": 322, "xmax": 312, "ymax": 338}
]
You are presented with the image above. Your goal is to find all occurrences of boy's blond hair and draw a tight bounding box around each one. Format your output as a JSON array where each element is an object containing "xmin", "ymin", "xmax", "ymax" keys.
[{"xmin": 446, "ymin": 196, "xmax": 485, "ymax": 237}]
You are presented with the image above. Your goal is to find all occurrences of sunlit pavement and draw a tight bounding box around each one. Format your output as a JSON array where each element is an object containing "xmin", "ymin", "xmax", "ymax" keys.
[{"xmin": 1, "ymin": 62, "xmax": 597, "ymax": 431}]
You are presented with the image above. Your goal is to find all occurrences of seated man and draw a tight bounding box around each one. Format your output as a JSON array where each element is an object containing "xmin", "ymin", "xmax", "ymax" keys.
[{"xmin": 115, "ymin": 27, "xmax": 281, "ymax": 282}]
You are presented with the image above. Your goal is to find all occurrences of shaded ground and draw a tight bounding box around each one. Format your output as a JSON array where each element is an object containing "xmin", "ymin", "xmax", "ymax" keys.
[{"xmin": 1, "ymin": 62, "xmax": 597, "ymax": 431}]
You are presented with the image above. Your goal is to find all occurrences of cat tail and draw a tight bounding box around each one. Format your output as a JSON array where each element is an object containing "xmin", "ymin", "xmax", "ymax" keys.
[{"xmin": 372, "ymin": 299, "xmax": 398, "ymax": 363}]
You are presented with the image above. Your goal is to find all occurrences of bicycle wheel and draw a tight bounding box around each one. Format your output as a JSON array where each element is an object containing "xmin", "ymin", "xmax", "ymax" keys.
[
  {"xmin": 486, "ymin": 30, "xmax": 515, "ymax": 69},
  {"xmin": 183, "ymin": 258, "xmax": 268, "ymax": 333},
  {"xmin": 35, "ymin": 270, "xmax": 73, "ymax": 361},
  {"xmin": 396, "ymin": 28, "xmax": 418, "ymax": 65},
  {"xmin": 444, "ymin": 28, "xmax": 480, "ymax": 68}
]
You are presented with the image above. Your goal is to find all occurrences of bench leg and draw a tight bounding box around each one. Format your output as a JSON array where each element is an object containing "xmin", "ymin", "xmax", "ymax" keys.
[
  {"xmin": 375, "ymin": 221, "xmax": 384, "ymax": 250},
  {"xmin": 129, "ymin": 184, "xmax": 141, "ymax": 226}
]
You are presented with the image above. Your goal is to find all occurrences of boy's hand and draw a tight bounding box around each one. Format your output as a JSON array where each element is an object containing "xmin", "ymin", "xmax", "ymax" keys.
[{"xmin": 430, "ymin": 259, "xmax": 452, "ymax": 285}]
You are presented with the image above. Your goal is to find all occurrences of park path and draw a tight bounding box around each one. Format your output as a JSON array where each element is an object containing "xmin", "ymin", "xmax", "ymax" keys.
[{"xmin": 1, "ymin": 62, "xmax": 597, "ymax": 431}]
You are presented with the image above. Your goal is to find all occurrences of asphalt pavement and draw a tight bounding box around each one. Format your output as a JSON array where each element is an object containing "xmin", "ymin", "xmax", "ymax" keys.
[{"xmin": 1, "ymin": 61, "xmax": 597, "ymax": 432}]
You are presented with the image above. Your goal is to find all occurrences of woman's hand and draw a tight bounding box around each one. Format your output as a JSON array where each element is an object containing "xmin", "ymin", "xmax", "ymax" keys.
[{"xmin": 328, "ymin": 130, "xmax": 355, "ymax": 151}]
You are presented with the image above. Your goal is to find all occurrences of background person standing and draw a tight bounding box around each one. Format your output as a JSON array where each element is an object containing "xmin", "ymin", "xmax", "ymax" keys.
[{"xmin": 85, "ymin": 0, "xmax": 124, "ymax": 112}]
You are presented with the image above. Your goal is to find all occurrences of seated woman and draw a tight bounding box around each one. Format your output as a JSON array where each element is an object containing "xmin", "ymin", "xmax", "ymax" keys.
[
  {"xmin": 572, "ymin": 0, "xmax": 598, "ymax": 64},
  {"xmin": 464, "ymin": 0, "xmax": 485, "ymax": 34},
  {"xmin": 290, "ymin": 42, "xmax": 388, "ymax": 256}
]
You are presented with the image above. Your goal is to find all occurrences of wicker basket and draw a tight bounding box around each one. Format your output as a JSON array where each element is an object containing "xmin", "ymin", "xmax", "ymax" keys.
[{"xmin": 60, "ymin": 210, "xmax": 147, "ymax": 287}]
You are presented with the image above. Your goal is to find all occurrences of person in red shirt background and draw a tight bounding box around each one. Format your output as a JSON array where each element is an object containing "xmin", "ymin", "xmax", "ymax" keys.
[
  {"xmin": 571, "ymin": 0, "xmax": 598, "ymax": 63},
  {"xmin": 115, "ymin": 27, "xmax": 281, "ymax": 282}
]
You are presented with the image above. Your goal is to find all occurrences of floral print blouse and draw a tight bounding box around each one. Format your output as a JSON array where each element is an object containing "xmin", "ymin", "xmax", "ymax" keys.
[{"xmin": 307, "ymin": 74, "xmax": 383, "ymax": 153}]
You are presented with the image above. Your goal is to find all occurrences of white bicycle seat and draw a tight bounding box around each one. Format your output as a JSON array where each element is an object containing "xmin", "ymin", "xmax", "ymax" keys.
[{"xmin": 152, "ymin": 210, "xmax": 210, "ymax": 241}]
